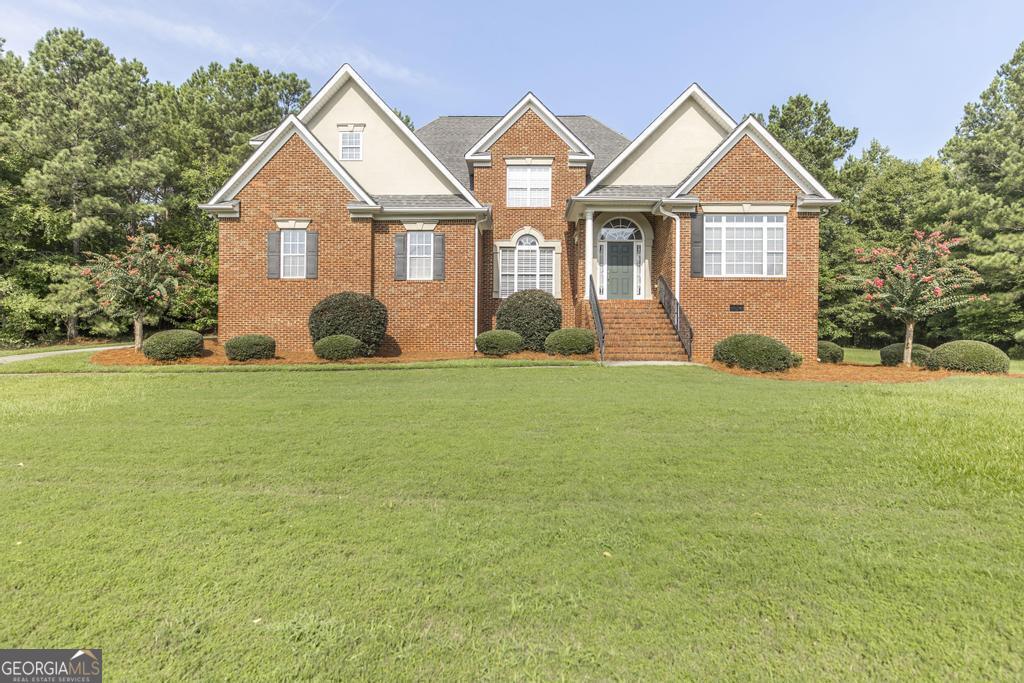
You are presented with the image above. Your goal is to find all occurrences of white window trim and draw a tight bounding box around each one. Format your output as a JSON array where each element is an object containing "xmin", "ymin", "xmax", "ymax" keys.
[
  {"xmin": 493, "ymin": 227, "xmax": 561, "ymax": 298},
  {"xmin": 338, "ymin": 124, "xmax": 365, "ymax": 161},
  {"xmin": 703, "ymin": 214, "xmax": 787, "ymax": 279},
  {"xmin": 280, "ymin": 228, "xmax": 307, "ymax": 280},
  {"xmin": 596, "ymin": 218, "xmax": 646, "ymax": 300},
  {"xmin": 406, "ymin": 230, "xmax": 434, "ymax": 281},
  {"xmin": 506, "ymin": 162, "xmax": 552, "ymax": 208}
]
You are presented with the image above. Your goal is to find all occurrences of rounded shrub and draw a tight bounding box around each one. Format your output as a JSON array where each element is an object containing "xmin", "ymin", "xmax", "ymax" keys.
[
  {"xmin": 313, "ymin": 334, "xmax": 366, "ymax": 361},
  {"xmin": 308, "ymin": 292, "xmax": 387, "ymax": 355},
  {"xmin": 713, "ymin": 334, "xmax": 799, "ymax": 373},
  {"xmin": 817, "ymin": 340, "xmax": 844, "ymax": 364},
  {"xmin": 544, "ymin": 328, "xmax": 595, "ymax": 356},
  {"xmin": 495, "ymin": 290, "xmax": 562, "ymax": 352},
  {"xmin": 475, "ymin": 330, "xmax": 524, "ymax": 356},
  {"xmin": 224, "ymin": 334, "xmax": 276, "ymax": 361},
  {"xmin": 924, "ymin": 340, "xmax": 1010, "ymax": 373},
  {"xmin": 142, "ymin": 329, "xmax": 204, "ymax": 361},
  {"xmin": 879, "ymin": 342, "xmax": 932, "ymax": 367}
]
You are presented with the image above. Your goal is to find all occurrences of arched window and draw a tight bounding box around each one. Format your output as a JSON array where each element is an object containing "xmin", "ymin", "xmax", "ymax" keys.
[
  {"xmin": 600, "ymin": 217, "xmax": 642, "ymax": 241},
  {"xmin": 498, "ymin": 232, "xmax": 556, "ymax": 297}
]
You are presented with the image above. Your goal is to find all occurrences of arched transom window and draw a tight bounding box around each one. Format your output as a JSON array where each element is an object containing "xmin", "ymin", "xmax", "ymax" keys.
[
  {"xmin": 600, "ymin": 218, "xmax": 642, "ymax": 242},
  {"xmin": 498, "ymin": 233, "xmax": 556, "ymax": 297}
]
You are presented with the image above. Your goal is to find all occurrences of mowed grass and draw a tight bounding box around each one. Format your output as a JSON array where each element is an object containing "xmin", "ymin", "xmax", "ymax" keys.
[{"xmin": 1, "ymin": 365, "xmax": 1023, "ymax": 679}]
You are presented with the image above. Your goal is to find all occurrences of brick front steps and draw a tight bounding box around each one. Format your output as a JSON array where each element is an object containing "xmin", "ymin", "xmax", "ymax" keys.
[{"xmin": 598, "ymin": 299, "xmax": 689, "ymax": 361}]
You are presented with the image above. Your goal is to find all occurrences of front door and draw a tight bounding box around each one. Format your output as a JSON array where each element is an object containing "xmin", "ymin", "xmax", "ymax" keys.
[{"xmin": 606, "ymin": 242, "xmax": 634, "ymax": 299}]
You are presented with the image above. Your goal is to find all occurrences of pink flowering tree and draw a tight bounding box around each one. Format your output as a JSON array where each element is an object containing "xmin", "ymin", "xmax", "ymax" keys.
[
  {"xmin": 858, "ymin": 231, "xmax": 983, "ymax": 366},
  {"xmin": 85, "ymin": 234, "xmax": 193, "ymax": 351}
]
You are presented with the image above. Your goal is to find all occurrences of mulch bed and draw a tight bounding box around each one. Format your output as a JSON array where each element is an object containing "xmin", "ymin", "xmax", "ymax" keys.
[{"xmin": 92, "ymin": 341, "xmax": 594, "ymax": 367}]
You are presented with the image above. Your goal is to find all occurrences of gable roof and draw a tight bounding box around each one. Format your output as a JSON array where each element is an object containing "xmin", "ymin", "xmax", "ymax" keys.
[
  {"xmin": 416, "ymin": 115, "xmax": 629, "ymax": 187},
  {"xmin": 578, "ymin": 83, "xmax": 736, "ymax": 197},
  {"xmin": 463, "ymin": 92, "xmax": 594, "ymax": 163},
  {"xmin": 207, "ymin": 115, "xmax": 374, "ymax": 206},
  {"xmin": 670, "ymin": 116, "xmax": 836, "ymax": 200},
  {"xmin": 297, "ymin": 64, "xmax": 481, "ymax": 208}
]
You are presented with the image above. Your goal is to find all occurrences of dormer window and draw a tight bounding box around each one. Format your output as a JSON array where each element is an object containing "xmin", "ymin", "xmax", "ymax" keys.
[{"xmin": 338, "ymin": 124, "xmax": 364, "ymax": 161}]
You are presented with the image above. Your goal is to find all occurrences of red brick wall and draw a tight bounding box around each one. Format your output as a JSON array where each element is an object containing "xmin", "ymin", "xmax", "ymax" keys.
[
  {"xmin": 473, "ymin": 110, "xmax": 586, "ymax": 331},
  {"xmin": 218, "ymin": 134, "xmax": 478, "ymax": 353},
  {"xmin": 682, "ymin": 135, "xmax": 819, "ymax": 361},
  {"xmin": 218, "ymin": 135, "xmax": 372, "ymax": 351},
  {"xmin": 372, "ymin": 221, "xmax": 476, "ymax": 355}
]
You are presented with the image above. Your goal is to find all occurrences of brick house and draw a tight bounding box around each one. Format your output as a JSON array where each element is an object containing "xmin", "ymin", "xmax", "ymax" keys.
[{"xmin": 202, "ymin": 65, "xmax": 837, "ymax": 361}]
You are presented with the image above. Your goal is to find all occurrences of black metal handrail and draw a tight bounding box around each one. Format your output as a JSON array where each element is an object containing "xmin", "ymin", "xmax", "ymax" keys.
[
  {"xmin": 588, "ymin": 275, "xmax": 606, "ymax": 362},
  {"xmin": 657, "ymin": 275, "xmax": 693, "ymax": 361}
]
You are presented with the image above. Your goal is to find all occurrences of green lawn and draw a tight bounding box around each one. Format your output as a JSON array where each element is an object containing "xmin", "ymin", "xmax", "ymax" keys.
[
  {"xmin": 2, "ymin": 363, "xmax": 1023, "ymax": 679},
  {"xmin": 0, "ymin": 340, "xmax": 123, "ymax": 357}
]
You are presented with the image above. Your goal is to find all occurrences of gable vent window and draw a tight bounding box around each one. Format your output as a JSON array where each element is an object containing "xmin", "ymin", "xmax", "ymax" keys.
[
  {"xmin": 507, "ymin": 165, "xmax": 551, "ymax": 208},
  {"xmin": 704, "ymin": 214, "xmax": 786, "ymax": 277},
  {"xmin": 339, "ymin": 128, "xmax": 363, "ymax": 161}
]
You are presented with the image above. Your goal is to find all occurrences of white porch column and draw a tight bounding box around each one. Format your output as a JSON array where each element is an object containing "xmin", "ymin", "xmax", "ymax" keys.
[{"xmin": 584, "ymin": 209, "xmax": 594, "ymax": 298}]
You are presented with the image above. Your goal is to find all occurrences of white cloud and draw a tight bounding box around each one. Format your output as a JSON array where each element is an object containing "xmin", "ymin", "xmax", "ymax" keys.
[{"xmin": 19, "ymin": 0, "xmax": 433, "ymax": 86}]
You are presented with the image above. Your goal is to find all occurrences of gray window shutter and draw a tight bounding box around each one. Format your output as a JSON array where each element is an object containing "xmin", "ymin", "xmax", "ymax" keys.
[
  {"xmin": 394, "ymin": 233, "xmax": 407, "ymax": 280},
  {"xmin": 266, "ymin": 232, "xmax": 281, "ymax": 279},
  {"xmin": 691, "ymin": 213, "xmax": 704, "ymax": 278},
  {"xmin": 305, "ymin": 232, "xmax": 318, "ymax": 279},
  {"xmin": 433, "ymin": 233, "xmax": 445, "ymax": 281}
]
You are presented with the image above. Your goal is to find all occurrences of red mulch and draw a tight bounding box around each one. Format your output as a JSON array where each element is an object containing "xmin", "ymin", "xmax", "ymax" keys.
[{"xmin": 91, "ymin": 341, "xmax": 594, "ymax": 367}]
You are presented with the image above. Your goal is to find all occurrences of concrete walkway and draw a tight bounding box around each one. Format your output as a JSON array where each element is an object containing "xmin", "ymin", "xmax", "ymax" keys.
[
  {"xmin": 604, "ymin": 360, "xmax": 702, "ymax": 367},
  {"xmin": 0, "ymin": 345, "xmax": 131, "ymax": 365}
]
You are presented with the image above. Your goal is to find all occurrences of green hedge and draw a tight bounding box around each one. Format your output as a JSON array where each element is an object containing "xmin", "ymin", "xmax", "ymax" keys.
[
  {"xmin": 308, "ymin": 292, "xmax": 387, "ymax": 355},
  {"xmin": 713, "ymin": 334, "xmax": 799, "ymax": 372},
  {"xmin": 142, "ymin": 329, "xmax": 204, "ymax": 361},
  {"xmin": 817, "ymin": 340, "xmax": 844, "ymax": 364},
  {"xmin": 544, "ymin": 328, "xmax": 595, "ymax": 356},
  {"xmin": 313, "ymin": 334, "xmax": 366, "ymax": 361},
  {"xmin": 224, "ymin": 334, "xmax": 276, "ymax": 361},
  {"xmin": 925, "ymin": 340, "xmax": 1010, "ymax": 373},
  {"xmin": 880, "ymin": 342, "xmax": 932, "ymax": 367},
  {"xmin": 475, "ymin": 330, "xmax": 524, "ymax": 356},
  {"xmin": 496, "ymin": 290, "xmax": 562, "ymax": 352}
]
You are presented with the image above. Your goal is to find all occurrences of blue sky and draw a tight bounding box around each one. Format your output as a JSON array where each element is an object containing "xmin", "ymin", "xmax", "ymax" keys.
[{"xmin": 2, "ymin": 0, "xmax": 1022, "ymax": 161}]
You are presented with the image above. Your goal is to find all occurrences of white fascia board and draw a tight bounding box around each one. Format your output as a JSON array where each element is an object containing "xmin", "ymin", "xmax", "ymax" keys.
[
  {"xmin": 197, "ymin": 200, "xmax": 239, "ymax": 218},
  {"xmin": 463, "ymin": 92, "xmax": 595, "ymax": 162},
  {"xmin": 578, "ymin": 83, "xmax": 737, "ymax": 197},
  {"xmin": 207, "ymin": 115, "xmax": 374, "ymax": 206},
  {"xmin": 298, "ymin": 64, "xmax": 482, "ymax": 209},
  {"xmin": 671, "ymin": 116, "xmax": 835, "ymax": 200}
]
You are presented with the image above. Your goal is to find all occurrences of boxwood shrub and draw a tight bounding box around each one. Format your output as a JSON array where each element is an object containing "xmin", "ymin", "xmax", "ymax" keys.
[
  {"xmin": 495, "ymin": 290, "xmax": 562, "ymax": 351},
  {"xmin": 544, "ymin": 328, "xmax": 595, "ymax": 356},
  {"xmin": 224, "ymin": 334, "xmax": 276, "ymax": 361},
  {"xmin": 817, "ymin": 340, "xmax": 844, "ymax": 364},
  {"xmin": 475, "ymin": 330, "xmax": 524, "ymax": 356},
  {"xmin": 713, "ymin": 334, "xmax": 799, "ymax": 372},
  {"xmin": 313, "ymin": 334, "xmax": 366, "ymax": 361},
  {"xmin": 879, "ymin": 342, "xmax": 932, "ymax": 367},
  {"xmin": 142, "ymin": 329, "xmax": 204, "ymax": 361},
  {"xmin": 924, "ymin": 340, "xmax": 1010, "ymax": 373},
  {"xmin": 308, "ymin": 292, "xmax": 387, "ymax": 355}
]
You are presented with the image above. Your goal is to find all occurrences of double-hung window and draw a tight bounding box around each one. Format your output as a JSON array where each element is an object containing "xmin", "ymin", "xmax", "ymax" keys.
[
  {"xmin": 506, "ymin": 164, "xmax": 551, "ymax": 207},
  {"xmin": 499, "ymin": 235, "xmax": 555, "ymax": 296},
  {"xmin": 407, "ymin": 231, "xmax": 433, "ymax": 280},
  {"xmin": 281, "ymin": 229, "xmax": 307, "ymax": 279},
  {"xmin": 704, "ymin": 214, "xmax": 786, "ymax": 277},
  {"xmin": 340, "ymin": 130, "xmax": 363, "ymax": 161}
]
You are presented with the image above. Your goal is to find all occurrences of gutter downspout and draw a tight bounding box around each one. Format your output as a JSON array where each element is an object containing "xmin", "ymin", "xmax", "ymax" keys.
[
  {"xmin": 656, "ymin": 202, "xmax": 681, "ymax": 297},
  {"xmin": 473, "ymin": 215, "xmax": 485, "ymax": 351}
]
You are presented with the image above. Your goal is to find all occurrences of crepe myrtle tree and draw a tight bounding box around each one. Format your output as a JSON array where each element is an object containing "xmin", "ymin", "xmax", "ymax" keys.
[
  {"xmin": 85, "ymin": 233, "xmax": 192, "ymax": 350},
  {"xmin": 859, "ymin": 230, "xmax": 984, "ymax": 366}
]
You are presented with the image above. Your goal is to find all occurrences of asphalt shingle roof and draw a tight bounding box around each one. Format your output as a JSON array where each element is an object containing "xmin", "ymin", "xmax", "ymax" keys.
[
  {"xmin": 370, "ymin": 194, "xmax": 473, "ymax": 209},
  {"xmin": 415, "ymin": 115, "xmax": 630, "ymax": 187},
  {"xmin": 586, "ymin": 185, "xmax": 678, "ymax": 199}
]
